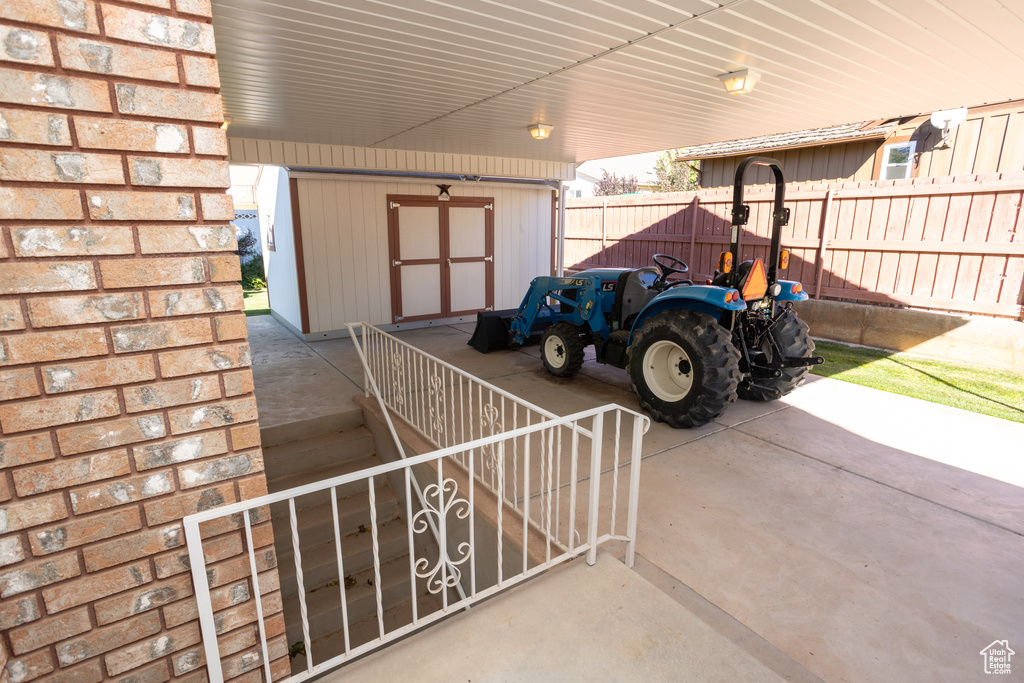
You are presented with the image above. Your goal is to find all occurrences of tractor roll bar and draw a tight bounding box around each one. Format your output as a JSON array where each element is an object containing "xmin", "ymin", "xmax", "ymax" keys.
[{"xmin": 729, "ymin": 156, "xmax": 789, "ymax": 287}]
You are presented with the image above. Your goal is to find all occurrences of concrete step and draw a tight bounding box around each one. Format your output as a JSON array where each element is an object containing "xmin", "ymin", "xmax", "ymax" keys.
[
  {"xmin": 263, "ymin": 426, "xmax": 375, "ymax": 487},
  {"xmin": 266, "ymin": 452, "xmax": 381, "ymax": 500},
  {"xmin": 276, "ymin": 518, "xmax": 410, "ymax": 600},
  {"xmin": 259, "ymin": 409, "xmax": 365, "ymax": 450}
]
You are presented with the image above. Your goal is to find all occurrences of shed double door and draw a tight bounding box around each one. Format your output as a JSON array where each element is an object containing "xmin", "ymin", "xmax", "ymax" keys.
[{"xmin": 387, "ymin": 195, "xmax": 494, "ymax": 322}]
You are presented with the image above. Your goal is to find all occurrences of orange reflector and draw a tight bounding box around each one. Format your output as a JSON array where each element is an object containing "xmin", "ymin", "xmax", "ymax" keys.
[
  {"xmin": 792, "ymin": 283, "xmax": 802, "ymax": 294},
  {"xmin": 741, "ymin": 259, "xmax": 768, "ymax": 300},
  {"xmin": 726, "ymin": 290, "xmax": 739, "ymax": 303},
  {"xmin": 779, "ymin": 249, "xmax": 790, "ymax": 269},
  {"xmin": 718, "ymin": 251, "xmax": 733, "ymax": 274}
]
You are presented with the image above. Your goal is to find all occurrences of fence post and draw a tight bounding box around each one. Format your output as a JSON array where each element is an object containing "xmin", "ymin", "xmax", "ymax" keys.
[
  {"xmin": 586, "ymin": 411, "xmax": 605, "ymax": 566},
  {"xmin": 601, "ymin": 198, "xmax": 608, "ymax": 267},
  {"xmin": 814, "ymin": 189, "xmax": 834, "ymax": 299},
  {"xmin": 688, "ymin": 195, "xmax": 700, "ymax": 272}
]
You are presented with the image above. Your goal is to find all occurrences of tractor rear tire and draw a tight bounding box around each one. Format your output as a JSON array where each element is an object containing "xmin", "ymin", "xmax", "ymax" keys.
[
  {"xmin": 628, "ymin": 310, "xmax": 740, "ymax": 428},
  {"xmin": 541, "ymin": 323, "xmax": 585, "ymax": 378},
  {"xmin": 737, "ymin": 309, "xmax": 815, "ymax": 401}
]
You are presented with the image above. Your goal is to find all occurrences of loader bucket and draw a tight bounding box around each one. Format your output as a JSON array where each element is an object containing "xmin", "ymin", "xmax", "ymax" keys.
[{"xmin": 468, "ymin": 309, "xmax": 516, "ymax": 353}]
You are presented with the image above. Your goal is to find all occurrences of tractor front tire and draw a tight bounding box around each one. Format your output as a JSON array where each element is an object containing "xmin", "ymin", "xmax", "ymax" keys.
[
  {"xmin": 541, "ymin": 323, "xmax": 585, "ymax": 378},
  {"xmin": 628, "ymin": 311, "xmax": 740, "ymax": 428},
  {"xmin": 737, "ymin": 309, "xmax": 815, "ymax": 401}
]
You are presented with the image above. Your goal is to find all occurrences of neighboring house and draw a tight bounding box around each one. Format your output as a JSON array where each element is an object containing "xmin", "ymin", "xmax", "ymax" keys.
[
  {"xmin": 678, "ymin": 99, "xmax": 1024, "ymax": 188},
  {"xmin": 565, "ymin": 154, "xmax": 661, "ymax": 198}
]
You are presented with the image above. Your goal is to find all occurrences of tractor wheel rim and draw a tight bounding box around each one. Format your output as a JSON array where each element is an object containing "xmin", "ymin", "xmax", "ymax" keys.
[
  {"xmin": 545, "ymin": 336, "xmax": 566, "ymax": 368},
  {"xmin": 643, "ymin": 340, "xmax": 693, "ymax": 401}
]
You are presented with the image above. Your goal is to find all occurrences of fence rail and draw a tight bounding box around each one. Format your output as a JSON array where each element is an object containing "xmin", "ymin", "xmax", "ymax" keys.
[
  {"xmin": 565, "ymin": 172, "xmax": 1024, "ymax": 319},
  {"xmin": 185, "ymin": 326, "xmax": 649, "ymax": 683}
]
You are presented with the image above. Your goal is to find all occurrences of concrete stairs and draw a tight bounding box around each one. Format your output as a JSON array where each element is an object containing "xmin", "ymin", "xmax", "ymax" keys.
[{"xmin": 262, "ymin": 412, "xmax": 441, "ymax": 673}]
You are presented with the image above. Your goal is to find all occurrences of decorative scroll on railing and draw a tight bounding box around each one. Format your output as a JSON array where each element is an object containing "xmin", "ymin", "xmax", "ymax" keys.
[{"xmin": 185, "ymin": 404, "xmax": 647, "ymax": 683}]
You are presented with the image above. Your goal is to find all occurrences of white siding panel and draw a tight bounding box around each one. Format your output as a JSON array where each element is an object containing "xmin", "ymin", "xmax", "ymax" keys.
[{"xmin": 257, "ymin": 167, "xmax": 303, "ymax": 332}]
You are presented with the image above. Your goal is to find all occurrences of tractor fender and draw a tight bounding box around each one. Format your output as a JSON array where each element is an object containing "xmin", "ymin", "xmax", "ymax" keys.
[
  {"xmin": 628, "ymin": 285, "xmax": 745, "ymax": 343},
  {"xmin": 774, "ymin": 280, "xmax": 809, "ymax": 302}
]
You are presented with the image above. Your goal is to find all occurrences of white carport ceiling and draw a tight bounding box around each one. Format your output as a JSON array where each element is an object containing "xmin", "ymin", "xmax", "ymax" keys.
[{"xmin": 212, "ymin": 0, "xmax": 1024, "ymax": 164}]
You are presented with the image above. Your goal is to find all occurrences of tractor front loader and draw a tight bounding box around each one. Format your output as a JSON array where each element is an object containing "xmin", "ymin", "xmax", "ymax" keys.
[{"xmin": 470, "ymin": 157, "xmax": 823, "ymax": 428}]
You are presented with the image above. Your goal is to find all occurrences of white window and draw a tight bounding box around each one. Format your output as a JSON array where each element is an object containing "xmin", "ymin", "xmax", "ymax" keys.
[{"xmin": 881, "ymin": 141, "xmax": 916, "ymax": 180}]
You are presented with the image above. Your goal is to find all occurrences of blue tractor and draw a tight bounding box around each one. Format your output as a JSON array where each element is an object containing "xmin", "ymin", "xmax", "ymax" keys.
[{"xmin": 471, "ymin": 157, "xmax": 823, "ymax": 428}]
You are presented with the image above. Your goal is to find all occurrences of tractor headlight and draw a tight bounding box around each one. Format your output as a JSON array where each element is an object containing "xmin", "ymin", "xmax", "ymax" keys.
[{"xmin": 769, "ymin": 283, "xmax": 782, "ymax": 297}]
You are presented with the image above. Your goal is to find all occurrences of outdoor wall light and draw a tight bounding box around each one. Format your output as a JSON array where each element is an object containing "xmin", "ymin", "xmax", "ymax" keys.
[
  {"xmin": 528, "ymin": 123, "xmax": 554, "ymax": 140},
  {"xmin": 718, "ymin": 69, "xmax": 760, "ymax": 95}
]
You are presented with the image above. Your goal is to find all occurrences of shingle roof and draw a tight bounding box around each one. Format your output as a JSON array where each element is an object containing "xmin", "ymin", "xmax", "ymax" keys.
[{"xmin": 675, "ymin": 120, "xmax": 896, "ymax": 161}]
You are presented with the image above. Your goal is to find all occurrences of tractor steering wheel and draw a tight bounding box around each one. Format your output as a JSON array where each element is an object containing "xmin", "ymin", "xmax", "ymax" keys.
[{"xmin": 652, "ymin": 253, "xmax": 688, "ymax": 288}]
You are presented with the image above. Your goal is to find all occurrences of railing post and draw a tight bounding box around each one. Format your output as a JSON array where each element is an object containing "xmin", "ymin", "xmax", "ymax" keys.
[
  {"xmin": 586, "ymin": 411, "xmax": 604, "ymax": 566},
  {"xmin": 361, "ymin": 324, "xmax": 370, "ymax": 398},
  {"xmin": 814, "ymin": 188, "xmax": 834, "ymax": 300},
  {"xmin": 184, "ymin": 518, "xmax": 223, "ymax": 682},
  {"xmin": 625, "ymin": 414, "xmax": 644, "ymax": 568}
]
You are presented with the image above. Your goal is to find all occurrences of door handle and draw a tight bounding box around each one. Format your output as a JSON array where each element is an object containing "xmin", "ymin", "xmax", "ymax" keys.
[
  {"xmin": 392, "ymin": 260, "xmax": 402, "ymax": 266},
  {"xmin": 446, "ymin": 258, "xmax": 451, "ymax": 266}
]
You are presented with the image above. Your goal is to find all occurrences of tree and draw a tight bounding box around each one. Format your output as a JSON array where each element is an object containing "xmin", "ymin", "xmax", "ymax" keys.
[
  {"xmin": 655, "ymin": 149, "xmax": 699, "ymax": 192},
  {"xmin": 593, "ymin": 170, "xmax": 640, "ymax": 196}
]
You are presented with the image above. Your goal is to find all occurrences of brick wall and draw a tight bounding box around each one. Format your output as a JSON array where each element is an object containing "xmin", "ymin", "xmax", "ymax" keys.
[{"xmin": 0, "ymin": 1, "xmax": 287, "ymax": 681}]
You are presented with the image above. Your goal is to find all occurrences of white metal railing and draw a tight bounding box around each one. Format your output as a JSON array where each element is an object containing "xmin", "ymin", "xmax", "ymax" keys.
[{"xmin": 184, "ymin": 326, "xmax": 649, "ymax": 682}]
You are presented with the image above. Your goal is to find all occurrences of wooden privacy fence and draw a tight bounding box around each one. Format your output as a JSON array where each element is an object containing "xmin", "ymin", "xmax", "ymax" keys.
[{"xmin": 564, "ymin": 171, "xmax": 1024, "ymax": 319}]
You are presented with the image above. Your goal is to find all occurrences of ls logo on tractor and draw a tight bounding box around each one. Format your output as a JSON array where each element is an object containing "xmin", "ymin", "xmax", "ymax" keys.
[{"xmin": 601, "ymin": 281, "xmax": 617, "ymax": 292}]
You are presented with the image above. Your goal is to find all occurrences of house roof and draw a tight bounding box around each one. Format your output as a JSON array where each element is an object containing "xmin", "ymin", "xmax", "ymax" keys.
[
  {"xmin": 212, "ymin": 0, "xmax": 1024, "ymax": 164},
  {"xmin": 674, "ymin": 121, "xmax": 897, "ymax": 161}
]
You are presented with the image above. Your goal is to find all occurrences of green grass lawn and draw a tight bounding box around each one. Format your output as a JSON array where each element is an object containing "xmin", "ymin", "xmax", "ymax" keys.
[
  {"xmin": 243, "ymin": 289, "xmax": 269, "ymax": 317},
  {"xmin": 810, "ymin": 339, "xmax": 1024, "ymax": 424}
]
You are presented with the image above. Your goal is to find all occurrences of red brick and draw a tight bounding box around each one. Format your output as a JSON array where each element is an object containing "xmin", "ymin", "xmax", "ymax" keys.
[
  {"xmin": 29, "ymin": 506, "xmax": 141, "ymax": 556},
  {"xmin": 115, "ymin": 83, "xmax": 222, "ymax": 122},
  {"xmin": 36, "ymin": 659, "xmax": 103, "ymax": 683},
  {"xmin": 129, "ymin": 157, "xmax": 228, "ymax": 187},
  {"xmin": 176, "ymin": 0, "xmax": 213, "ymax": 18},
  {"xmin": 161, "ymin": 597, "xmax": 198, "ymax": 628},
  {"xmin": 56, "ymin": 34, "xmax": 178, "ymax": 83},
  {"xmin": 87, "ymin": 191, "xmax": 197, "ymax": 221},
  {"xmin": 159, "ymin": 343, "xmax": 250, "ymax": 377},
  {"xmin": 57, "ymin": 413, "xmax": 166, "ymax": 456},
  {"xmin": 74, "ymin": 117, "xmax": 188, "ymax": 153},
  {"xmin": 106, "ymin": 622, "xmax": 201, "ymax": 676},
  {"xmin": 208, "ymin": 254, "xmax": 241, "ymax": 282},
  {"xmin": 0, "ymin": 553, "xmax": 80, "ymax": 598},
  {"xmin": 0, "ymin": 149, "xmax": 123, "ymax": 184},
  {"xmin": 143, "ymin": 482, "xmax": 236, "ymax": 525},
  {"xmin": 223, "ymin": 369, "xmax": 255, "ymax": 398},
  {"xmin": 215, "ymin": 313, "xmax": 248, "ymax": 342},
  {"xmin": 0, "ymin": 25, "xmax": 54, "ymax": 66},
  {"xmin": 44, "ymin": 562, "xmax": 152, "ymax": 613},
  {"xmin": 139, "ymin": 225, "xmax": 236, "ymax": 254},
  {"xmin": 170, "ymin": 648, "xmax": 203, "ymax": 677},
  {"xmin": 71, "ymin": 469, "xmax": 173, "ymax": 515},
  {"xmin": 198, "ymin": 532, "xmax": 243, "ymax": 565},
  {"xmin": 0, "ymin": 0, "xmax": 100, "ymax": 33},
  {"xmin": 0, "ymin": 300, "xmax": 26, "ymax": 331},
  {"xmin": 229, "ymin": 423, "xmax": 261, "ymax": 450},
  {"xmin": 178, "ymin": 451, "xmax": 262, "ymax": 490},
  {"xmin": 220, "ymin": 637, "xmax": 288, "ymax": 680},
  {"xmin": 42, "ymin": 356, "xmax": 155, "ymax": 394},
  {"xmin": 153, "ymin": 547, "xmax": 190, "ymax": 579},
  {"xmin": 124, "ymin": 375, "xmax": 221, "ymax": 413},
  {"xmin": 236, "ymin": 475, "xmax": 269, "ymax": 502},
  {"xmin": 0, "ymin": 594, "xmax": 41, "ymax": 630},
  {"xmin": 217, "ymin": 623, "xmax": 258, "ymax": 658},
  {"xmin": 207, "ymin": 548, "xmax": 275, "ymax": 591},
  {"xmin": 0, "ymin": 68, "xmax": 110, "ymax": 112},
  {"xmin": 94, "ymin": 574, "xmax": 193, "ymax": 625},
  {"xmin": 55, "ymin": 611, "xmax": 160, "ymax": 667},
  {"xmin": 1, "ymin": 328, "xmax": 108, "ymax": 367},
  {"xmin": 82, "ymin": 524, "xmax": 182, "ymax": 571},
  {"xmin": 0, "ymin": 368, "xmax": 39, "ymax": 401},
  {"xmin": 0, "ymin": 108, "xmax": 71, "ymax": 146},
  {"xmin": 133, "ymin": 430, "xmax": 227, "ymax": 470},
  {"xmin": 111, "ymin": 660, "xmax": 169, "ymax": 683},
  {"xmin": 101, "ymin": 257, "xmax": 204, "ymax": 288},
  {"xmin": 0, "ymin": 433, "xmax": 54, "ymax": 469},
  {"xmin": 0, "ymin": 188, "xmax": 83, "ymax": 220},
  {"xmin": 8, "ymin": 607, "xmax": 90, "ymax": 656},
  {"xmin": 0, "ymin": 390, "xmax": 119, "ymax": 432},
  {"xmin": 4, "ymin": 649, "xmax": 55, "ymax": 683},
  {"xmin": 148, "ymin": 285, "xmax": 242, "ymax": 318},
  {"xmin": 167, "ymin": 396, "xmax": 258, "ymax": 435},
  {"xmin": 101, "ymin": 5, "xmax": 215, "ymax": 53},
  {"xmin": 0, "ymin": 535, "xmax": 24, "ymax": 566},
  {"xmin": 0, "ymin": 474, "xmax": 10, "ymax": 502},
  {"xmin": 0, "ymin": 262, "xmax": 96, "ymax": 295},
  {"xmin": 112, "ymin": 318, "xmax": 212, "ymax": 354},
  {"xmin": 182, "ymin": 54, "xmax": 219, "ymax": 87},
  {"xmin": 12, "ymin": 449, "xmax": 130, "ymax": 496},
  {"xmin": 27, "ymin": 292, "xmax": 143, "ymax": 327},
  {"xmin": 0, "ymin": 494, "xmax": 67, "ymax": 533},
  {"xmin": 192, "ymin": 125, "xmax": 227, "ymax": 156},
  {"xmin": 12, "ymin": 226, "xmax": 134, "ymax": 257},
  {"xmin": 200, "ymin": 192, "xmax": 235, "ymax": 220}
]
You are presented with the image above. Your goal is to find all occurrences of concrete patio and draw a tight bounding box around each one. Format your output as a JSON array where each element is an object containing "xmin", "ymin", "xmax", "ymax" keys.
[{"xmin": 248, "ymin": 315, "xmax": 1024, "ymax": 682}]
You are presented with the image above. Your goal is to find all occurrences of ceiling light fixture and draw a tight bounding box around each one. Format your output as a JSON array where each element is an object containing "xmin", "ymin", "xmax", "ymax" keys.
[
  {"xmin": 718, "ymin": 69, "xmax": 760, "ymax": 95},
  {"xmin": 528, "ymin": 123, "xmax": 554, "ymax": 140}
]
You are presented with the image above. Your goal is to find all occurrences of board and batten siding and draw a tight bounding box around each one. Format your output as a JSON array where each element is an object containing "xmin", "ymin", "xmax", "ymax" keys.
[
  {"xmin": 292, "ymin": 176, "xmax": 554, "ymax": 335},
  {"xmin": 228, "ymin": 137, "xmax": 575, "ymax": 181},
  {"xmin": 699, "ymin": 101, "xmax": 1024, "ymax": 188},
  {"xmin": 256, "ymin": 166, "xmax": 304, "ymax": 333}
]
